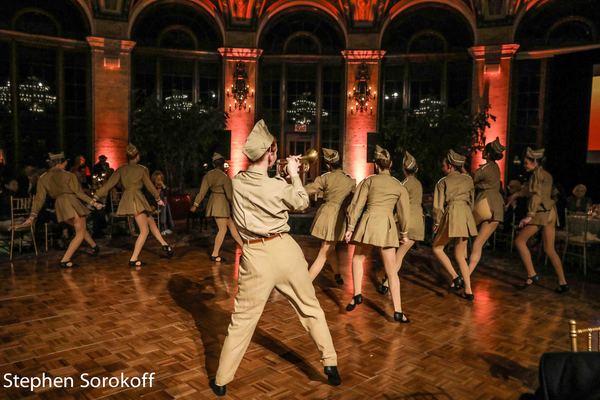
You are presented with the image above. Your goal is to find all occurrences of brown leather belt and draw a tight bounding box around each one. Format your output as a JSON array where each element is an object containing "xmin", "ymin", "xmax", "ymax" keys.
[{"xmin": 245, "ymin": 233, "xmax": 283, "ymax": 245}]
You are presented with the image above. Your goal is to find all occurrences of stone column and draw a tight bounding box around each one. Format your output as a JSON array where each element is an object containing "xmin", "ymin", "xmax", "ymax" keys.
[
  {"xmin": 218, "ymin": 47, "xmax": 263, "ymax": 175},
  {"xmin": 87, "ymin": 36, "xmax": 135, "ymax": 167},
  {"xmin": 469, "ymin": 44, "xmax": 519, "ymax": 182},
  {"xmin": 341, "ymin": 50, "xmax": 385, "ymax": 182}
]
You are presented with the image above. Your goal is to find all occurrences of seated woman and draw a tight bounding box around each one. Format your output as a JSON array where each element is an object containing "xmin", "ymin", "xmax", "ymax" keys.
[{"xmin": 566, "ymin": 184, "xmax": 592, "ymax": 213}]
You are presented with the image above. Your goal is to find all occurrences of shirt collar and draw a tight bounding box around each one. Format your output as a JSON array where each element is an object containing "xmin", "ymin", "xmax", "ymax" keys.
[{"xmin": 247, "ymin": 165, "xmax": 269, "ymax": 176}]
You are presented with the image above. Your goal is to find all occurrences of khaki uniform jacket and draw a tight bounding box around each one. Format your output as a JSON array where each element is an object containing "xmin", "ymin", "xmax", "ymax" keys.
[
  {"xmin": 402, "ymin": 175, "xmax": 425, "ymax": 241},
  {"xmin": 305, "ymin": 169, "xmax": 356, "ymax": 242},
  {"xmin": 347, "ymin": 170, "xmax": 410, "ymax": 248},
  {"xmin": 473, "ymin": 162, "xmax": 504, "ymax": 223},
  {"xmin": 232, "ymin": 166, "xmax": 309, "ymax": 241},
  {"xmin": 31, "ymin": 168, "xmax": 93, "ymax": 223},
  {"xmin": 433, "ymin": 171, "xmax": 477, "ymax": 238},
  {"xmin": 95, "ymin": 163, "xmax": 160, "ymax": 216},
  {"xmin": 525, "ymin": 166, "xmax": 556, "ymax": 226},
  {"xmin": 193, "ymin": 168, "xmax": 232, "ymax": 218}
]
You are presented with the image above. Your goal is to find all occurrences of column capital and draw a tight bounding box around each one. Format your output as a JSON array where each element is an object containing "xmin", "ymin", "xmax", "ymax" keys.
[
  {"xmin": 86, "ymin": 36, "xmax": 136, "ymax": 53},
  {"xmin": 218, "ymin": 47, "xmax": 263, "ymax": 61},
  {"xmin": 341, "ymin": 50, "xmax": 386, "ymax": 63},
  {"xmin": 468, "ymin": 44, "xmax": 520, "ymax": 62}
]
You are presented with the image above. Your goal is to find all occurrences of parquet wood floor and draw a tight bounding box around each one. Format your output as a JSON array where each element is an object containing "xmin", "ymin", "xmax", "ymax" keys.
[{"xmin": 0, "ymin": 233, "xmax": 598, "ymax": 400}]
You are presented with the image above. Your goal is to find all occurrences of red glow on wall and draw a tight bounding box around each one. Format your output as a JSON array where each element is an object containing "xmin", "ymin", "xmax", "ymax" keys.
[{"xmin": 588, "ymin": 74, "xmax": 600, "ymax": 151}]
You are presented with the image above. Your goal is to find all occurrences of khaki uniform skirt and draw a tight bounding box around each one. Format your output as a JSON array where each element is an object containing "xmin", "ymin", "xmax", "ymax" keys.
[
  {"xmin": 438, "ymin": 201, "xmax": 478, "ymax": 239},
  {"xmin": 310, "ymin": 201, "xmax": 348, "ymax": 241},
  {"xmin": 528, "ymin": 206, "xmax": 558, "ymax": 227},
  {"xmin": 407, "ymin": 204, "xmax": 425, "ymax": 241},
  {"xmin": 206, "ymin": 192, "xmax": 231, "ymax": 218},
  {"xmin": 117, "ymin": 189, "xmax": 155, "ymax": 216},
  {"xmin": 474, "ymin": 189, "xmax": 505, "ymax": 224},
  {"xmin": 353, "ymin": 209, "xmax": 399, "ymax": 248},
  {"xmin": 55, "ymin": 194, "xmax": 90, "ymax": 223}
]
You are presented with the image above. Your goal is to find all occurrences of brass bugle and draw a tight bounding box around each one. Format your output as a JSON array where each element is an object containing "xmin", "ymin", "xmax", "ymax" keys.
[{"xmin": 276, "ymin": 148, "xmax": 318, "ymax": 176}]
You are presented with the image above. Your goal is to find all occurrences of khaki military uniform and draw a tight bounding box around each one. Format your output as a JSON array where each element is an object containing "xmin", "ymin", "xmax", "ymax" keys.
[
  {"xmin": 215, "ymin": 165, "xmax": 337, "ymax": 386},
  {"xmin": 402, "ymin": 175, "xmax": 425, "ymax": 241},
  {"xmin": 525, "ymin": 166, "xmax": 557, "ymax": 226},
  {"xmin": 31, "ymin": 168, "xmax": 93, "ymax": 223},
  {"xmin": 347, "ymin": 170, "xmax": 410, "ymax": 248},
  {"xmin": 305, "ymin": 169, "xmax": 355, "ymax": 242},
  {"xmin": 433, "ymin": 171, "xmax": 477, "ymax": 238},
  {"xmin": 95, "ymin": 163, "xmax": 160, "ymax": 216},
  {"xmin": 193, "ymin": 168, "xmax": 232, "ymax": 218},
  {"xmin": 473, "ymin": 162, "xmax": 504, "ymax": 223}
]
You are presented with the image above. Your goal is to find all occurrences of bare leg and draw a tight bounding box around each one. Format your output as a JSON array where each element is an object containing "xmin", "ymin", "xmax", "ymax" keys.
[
  {"xmin": 542, "ymin": 223, "xmax": 567, "ymax": 285},
  {"xmin": 515, "ymin": 224, "xmax": 540, "ymax": 280},
  {"xmin": 148, "ymin": 214, "xmax": 168, "ymax": 246},
  {"xmin": 212, "ymin": 218, "xmax": 228, "ymax": 258},
  {"xmin": 309, "ymin": 241, "xmax": 333, "ymax": 280},
  {"xmin": 227, "ymin": 218, "xmax": 244, "ymax": 248},
  {"xmin": 432, "ymin": 227, "xmax": 458, "ymax": 281},
  {"xmin": 382, "ymin": 239, "xmax": 415, "ymax": 289},
  {"xmin": 61, "ymin": 216, "xmax": 86, "ymax": 262},
  {"xmin": 469, "ymin": 221, "xmax": 499, "ymax": 274},
  {"xmin": 83, "ymin": 230, "xmax": 97, "ymax": 248},
  {"xmin": 325, "ymin": 243, "xmax": 340, "ymax": 275},
  {"xmin": 455, "ymin": 238, "xmax": 471, "ymax": 294},
  {"xmin": 381, "ymin": 247, "xmax": 403, "ymax": 313},
  {"xmin": 131, "ymin": 213, "xmax": 149, "ymax": 262},
  {"xmin": 349, "ymin": 244, "xmax": 368, "ymax": 303}
]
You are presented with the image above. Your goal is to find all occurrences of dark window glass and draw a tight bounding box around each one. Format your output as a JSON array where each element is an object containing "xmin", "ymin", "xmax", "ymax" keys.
[
  {"xmin": 64, "ymin": 51, "xmax": 88, "ymax": 158},
  {"xmin": 409, "ymin": 63, "xmax": 442, "ymax": 110},
  {"xmin": 161, "ymin": 58, "xmax": 193, "ymax": 99},
  {"xmin": 0, "ymin": 42, "xmax": 11, "ymax": 161},
  {"xmin": 133, "ymin": 55, "xmax": 157, "ymax": 107},
  {"xmin": 259, "ymin": 63, "xmax": 281, "ymax": 138},
  {"xmin": 159, "ymin": 29, "xmax": 196, "ymax": 50},
  {"xmin": 447, "ymin": 61, "xmax": 471, "ymax": 109},
  {"xmin": 408, "ymin": 34, "xmax": 446, "ymax": 53},
  {"xmin": 321, "ymin": 65, "xmax": 342, "ymax": 151},
  {"xmin": 198, "ymin": 61, "xmax": 219, "ymax": 108},
  {"xmin": 284, "ymin": 35, "xmax": 320, "ymax": 55},
  {"xmin": 382, "ymin": 64, "xmax": 405, "ymax": 125},
  {"xmin": 14, "ymin": 12, "xmax": 59, "ymax": 37}
]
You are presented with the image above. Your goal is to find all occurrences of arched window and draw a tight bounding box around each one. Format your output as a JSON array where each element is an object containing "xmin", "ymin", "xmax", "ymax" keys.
[
  {"xmin": 0, "ymin": 1, "xmax": 90, "ymax": 167},
  {"xmin": 258, "ymin": 10, "xmax": 345, "ymax": 174},
  {"xmin": 547, "ymin": 18, "xmax": 596, "ymax": 47}
]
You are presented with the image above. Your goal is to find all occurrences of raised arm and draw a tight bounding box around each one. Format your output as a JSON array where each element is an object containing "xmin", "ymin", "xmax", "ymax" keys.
[
  {"xmin": 304, "ymin": 174, "xmax": 325, "ymax": 196},
  {"xmin": 30, "ymin": 178, "xmax": 48, "ymax": 218},
  {"xmin": 281, "ymin": 176, "xmax": 309, "ymax": 211},
  {"xmin": 224, "ymin": 176, "xmax": 233, "ymax": 203},
  {"xmin": 527, "ymin": 170, "xmax": 542, "ymax": 218},
  {"xmin": 94, "ymin": 168, "xmax": 121, "ymax": 199},
  {"xmin": 395, "ymin": 184, "xmax": 410, "ymax": 239}
]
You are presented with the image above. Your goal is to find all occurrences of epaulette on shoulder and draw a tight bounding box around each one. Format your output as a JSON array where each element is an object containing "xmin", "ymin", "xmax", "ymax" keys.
[
  {"xmin": 436, "ymin": 176, "xmax": 447, "ymax": 185},
  {"xmin": 39, "ymin": 171, "xmax": 48, "ymax": 178}
]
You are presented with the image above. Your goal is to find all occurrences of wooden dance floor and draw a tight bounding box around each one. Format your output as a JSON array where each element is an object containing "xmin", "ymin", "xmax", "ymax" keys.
[{"xmin": 1, "ymin": 233, "xmax": 598, "ymax": 399}]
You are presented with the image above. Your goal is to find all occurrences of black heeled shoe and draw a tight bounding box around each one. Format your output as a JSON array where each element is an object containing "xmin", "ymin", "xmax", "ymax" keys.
[
  {"xmin": 394, "ymin": 312, "xmax": 410, "ymax": 323},
  {"xmin": 324, "ymin": 366, "xmax": 342, "ymax": 386},
  {"xmin": 91, "ymin": 245, "xmax": 100, "ymax": 255},
  {"xmin": 334, "ymin": 274, "xmax": 344, "ymax": 285},
  {"xmin": 60, "ymin": 260, "xmax": 75, "ymax": 269},
  {"xmin": 210, "ymin": 255, "xmax": 225, "ymax": 262},
  {"xmin": 345, "ymin": 294, "xmax": 363, "ymax": 311},
  {"xmin": 462, "ymin": 292, "xmax": 475, "ymax": 301},
  {"xmin": 522, "ymin": 274, "xmax": 540, "ymax": 288},
  {"xmin": 450, "ymin": 276, "xmax": 464, "ymax": 291},
  {"xmin": 129, "ymin": 260, "xmax": 144, "ymax": 268},
  {"xmin": 209, "ymin": 379, "xmax": 226, "ymax": 397},
  {"xmin": 377, "ymin": 278, "xmax": 389, "ymax": 295},
  {"xmin": 162, "ymin": 245, "xmax": 174, "ymax": 258},
  {"xmin": 555, "ymin": 284, "xmax": 569, "ymax": 294}
]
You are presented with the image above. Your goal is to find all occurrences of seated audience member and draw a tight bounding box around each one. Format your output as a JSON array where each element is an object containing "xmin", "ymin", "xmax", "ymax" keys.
[
  {"xmin": 0, "ymin": 179, "xmax": 21, "ymax": 231},
  {"xmin": 92, "ymin": 155, "xmax": 110, "ymax": 176},
  {"xmin": 566, "ymin": 184, "xmax": 593, "ymax": 213},
  {"xmin": 18, "ymin": 165, "xmax": 39, "ymax": 197},
  {"xmin": 151, "ymin": 170, "xmax": 174, "ymax": 235},
  {"xmin": 71, "ymin": 155, "xmax": 91, "ymax": 189}
]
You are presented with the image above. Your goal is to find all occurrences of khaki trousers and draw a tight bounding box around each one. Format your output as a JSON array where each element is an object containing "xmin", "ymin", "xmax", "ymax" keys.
[{"xmin": 215, "ymin": 233, "xmax": 337, "ymax": 385}]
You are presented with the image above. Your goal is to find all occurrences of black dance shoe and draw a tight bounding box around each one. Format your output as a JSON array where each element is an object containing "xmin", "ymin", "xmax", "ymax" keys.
[
  {"xmin": 450, "ymin": 276, "xmax": 464, "ymax": 291},
  {"xmin": 555, "ymin": 284, "xmax": 569, "ymax": 294},
  {"xmin": 129, "ymin": 260, "xmax": 144, "ymax": 268},
  {"xmin": 162, "ymin": 245, "xmax": 174, "ymax": 258},
  {"xmin": 377, "ymin": 278, "xmax": 389, "ymax": 295},
  {"xmin": 334, "ymin": 274, "xmax": 344, "ymax": 285},
  {"xmin": 91, "ymin": 245, "xmax": 100, "ymax": 255},
  {"xmin": 60, "ymin": 260, "xmax": 75, "ymax": 269},
  {"xmin": 209, "ymin": 379, "xmax": 226, "ymax": 396},
  {"xmin": 393, "ymin": 312, "xmax": 410, "ymax": 323},
  {"xmin": 520, "ymin": 274, "xmax": 540, "ymax": 289},
  {"xmin": 324, "ymin": 366, "xmax": 342, "ymax": 386},
  {"xmin": 345, "ymin": 294, "xmax": 363, "ymax": 312},
  {"xmin": 462, "ymin": 292, "xmax": 475, "ymax": 301}
]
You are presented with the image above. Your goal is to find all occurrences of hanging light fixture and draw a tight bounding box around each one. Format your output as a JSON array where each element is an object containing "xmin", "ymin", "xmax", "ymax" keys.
[
  {"xmin": 414, "ymin": 97, "xmax": 445, "ymax": 127},
  {"xmin": 163, "ymin": 91, "xmax": 194, "ymax": 118},
  {"xmin": 349, "ymin": 62, "xmax": 376, "ymax": 115},
  {"xmin": 287, "ymin": 92, "xmax": 328, "ymax": 128},
  {"xmin": 226, "ymin": 62, "xmax": 253, "ymax": 112}
]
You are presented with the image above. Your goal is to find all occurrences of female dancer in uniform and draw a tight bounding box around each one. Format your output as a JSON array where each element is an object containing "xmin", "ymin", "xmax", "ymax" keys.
[
  {"xmin": 378, "ymin": 150, "xmax": 424, "ymax": 294},
  {"xmin": 468, "ymin": 138, "xmax": 505, "ymax": 275},
  {"xmin": 304, "ymin": 148, "xmax": 355, "ymax": 285},
  {"xmin": 94, "ymin": 144, "xmax": 173, "ymax": 267},
  {"xmin": 509, "ymin": 147, "xmax": 568, "ymax": 293},
  {"xmin": 432, "ymin": 150, "xmax": 478, "ymax": 300},
  {"xmin": 190, "ymin": 153, "xmax": 243, "ymax": 262},
  {"xmin": 24, "ymin": 152, "xmax": 103, "ymax": 268},
  {"xmin": 344, "ymin": 145, "xmax": 411, "ymax": 323}
]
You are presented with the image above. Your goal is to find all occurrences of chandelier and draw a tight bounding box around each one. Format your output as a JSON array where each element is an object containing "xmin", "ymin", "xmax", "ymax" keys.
[
  {"xmin": 226, "ymin": 62, "xmax": 253, "ymax": 112},
  {"xmin": 163, "ymin": 91, "xmax": 194, "ymax": 118},
  {"xmin": 349, "ymin": 62, "xmax": 376, "ymax": 114},
  {"xmin": 287, "ymin": 92, "xmax": 328, "ymax": 127},
  {"xmin": 0, "ymin": 76, "xmax": 57, "ymax": 113}
]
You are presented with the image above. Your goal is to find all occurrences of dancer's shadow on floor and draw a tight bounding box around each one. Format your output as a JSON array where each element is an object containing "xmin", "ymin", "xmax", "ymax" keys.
[{"xmin": 168, "ymin": 275, "xmax": 325, "ymax": 383}]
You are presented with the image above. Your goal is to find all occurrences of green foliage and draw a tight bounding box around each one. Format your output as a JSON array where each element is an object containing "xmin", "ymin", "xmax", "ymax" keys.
[
  {"xmin": 381, "ymin": 101, "xmax": 495, "ymax": 191},
  {"xmin": 131, "ymin": 96, "xmax": 227, "ymax": 190}
]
